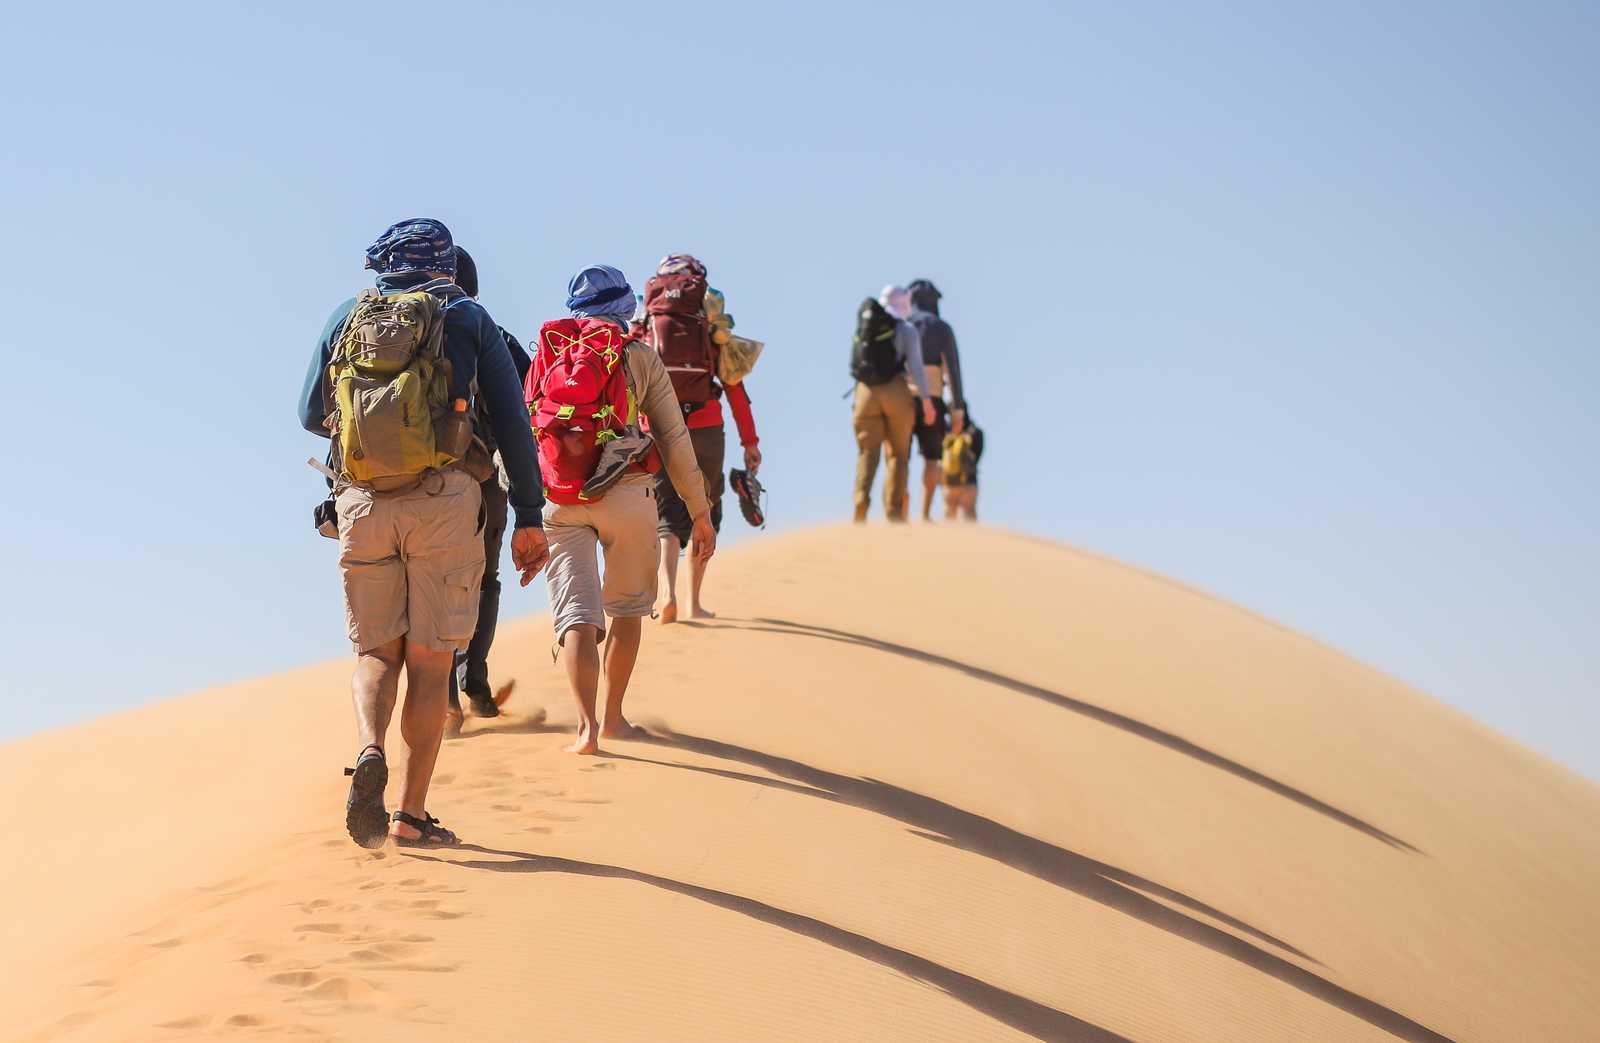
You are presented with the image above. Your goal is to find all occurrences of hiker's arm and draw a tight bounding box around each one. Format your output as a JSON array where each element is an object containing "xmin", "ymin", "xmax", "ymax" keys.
[
  {"xmin": 633, "ymin": 349, "xmax": 711, "ymax": 519},
  {"xmin": 298, "ymin": 303, "xmax": 349, "ymax": 436},
  {"xmin": 475, "ymin": 316, "xmax": 546, "ymax": 530},
  {"xmin": 724, "ymin": 380, "xmax": 761, "ymax": 474},
  {"xmin": 943, "ymin": 324, "xmax": 966, "ymax": 413},
  {"xmin": 724, "ymin": 380, "xmax": 759, "ymax": 447}
]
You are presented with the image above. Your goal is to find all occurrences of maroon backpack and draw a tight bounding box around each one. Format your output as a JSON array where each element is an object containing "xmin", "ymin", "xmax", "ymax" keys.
[{"xmin": 644, "ymin": 272, "xmax": 718, "ymax": 412}]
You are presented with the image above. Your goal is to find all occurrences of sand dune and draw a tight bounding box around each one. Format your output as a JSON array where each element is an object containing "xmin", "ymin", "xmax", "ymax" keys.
[{"xmin": 4, "ymin": 525, "xmax": 1598, "ymax": 1041}]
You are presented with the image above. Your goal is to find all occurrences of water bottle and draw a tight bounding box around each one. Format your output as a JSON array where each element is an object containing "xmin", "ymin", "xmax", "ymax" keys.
[{"xmin": 437, "ymin": 398, "xmax": 472, "ymax": 460}]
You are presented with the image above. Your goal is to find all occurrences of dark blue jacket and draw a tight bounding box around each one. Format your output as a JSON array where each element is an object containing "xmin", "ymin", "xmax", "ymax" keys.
[{"xmin": 299, "ymin": 272, "xmax": 545, "ymax": 529}]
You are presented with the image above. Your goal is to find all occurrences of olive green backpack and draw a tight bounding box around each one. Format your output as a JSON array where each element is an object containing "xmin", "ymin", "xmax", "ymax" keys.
[{"xmin": 325, "ymin": 289, "xmax": 460, "ymax": 491}]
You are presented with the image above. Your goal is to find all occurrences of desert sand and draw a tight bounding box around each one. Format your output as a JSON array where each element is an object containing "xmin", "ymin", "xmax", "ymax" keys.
[{"xmin": 3, "ymin": 525, "xmax": 1598, "ymax": 1041}]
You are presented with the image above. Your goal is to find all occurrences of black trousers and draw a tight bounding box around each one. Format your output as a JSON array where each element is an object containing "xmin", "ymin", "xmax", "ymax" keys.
[{"xmin": 449, "ymin": 476, "xmax": 508, "ymax": 708}]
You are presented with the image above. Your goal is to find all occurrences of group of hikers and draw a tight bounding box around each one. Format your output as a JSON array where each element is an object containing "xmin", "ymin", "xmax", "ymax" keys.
[
  {"xmin": 298, "ymin": 217, "xmax": 975, "ymax": 849},
  {"xmin": 850, "ymin": 282, "xmax": 982, "ymax": 523}
]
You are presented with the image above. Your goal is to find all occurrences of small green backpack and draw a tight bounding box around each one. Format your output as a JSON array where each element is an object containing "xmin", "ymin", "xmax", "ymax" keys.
[{"xmin": 326, "ymin": 289, "xmax": 459, "ymax": 491}]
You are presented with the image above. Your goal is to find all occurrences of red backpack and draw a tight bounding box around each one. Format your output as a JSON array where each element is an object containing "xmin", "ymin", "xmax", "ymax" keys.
[
  {"xmin": 524, "ymin": 318, "xmax": 635, "ymax": 505},
  {"xmin": 644, "ymin": 271, "xmax": 718, "ymax": 411}
]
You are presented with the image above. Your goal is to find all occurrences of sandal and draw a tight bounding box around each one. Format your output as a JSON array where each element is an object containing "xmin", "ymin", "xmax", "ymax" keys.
[
  {"xmin": 391, "ymin": 810, "xmax": 460, "ymax": 848},
  {"xmin": 342, "ymin": 744, "xmax": 388, "ymax": 850},
  {"xmin": 729, "ymin": 468, "xmax": 767, "ymax": 528}
]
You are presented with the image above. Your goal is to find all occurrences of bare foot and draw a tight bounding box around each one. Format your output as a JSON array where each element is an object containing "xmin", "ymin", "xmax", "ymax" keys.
[
  {"xmin": 493, "ymin": 678, "xmax": 516, "ymax": 707},
  {"xmin": 567, "ymin": 721, "xmax": 601, "ymax": 755},
  {"xmin": 443, "ymin": 707, "xmax": 464, "ymax": 738},
  {"xmin": 689, "ymin": 604, "xmax": 716, "ymax": 620},
  {"xmin": 659, "ymin": 602, "xmax": 678, "ymax": 625},
  {"xmin": 601, "ymin": 718, "xmax": 649, "ymax": 740}
]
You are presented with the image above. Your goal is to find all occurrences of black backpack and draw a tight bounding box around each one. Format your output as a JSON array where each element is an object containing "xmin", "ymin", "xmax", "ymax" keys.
[{"xmin": 850, "ymin": 298, "xmax": 903, "ymax": 386}]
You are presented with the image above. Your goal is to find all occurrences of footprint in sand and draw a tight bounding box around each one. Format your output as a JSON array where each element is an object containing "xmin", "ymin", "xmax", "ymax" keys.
[
  {"xmin": 531, "ymin": 810, "xmax": 579, "ymax": 822},
  {"xmin": 432, "ymin": 774, "xmax": 456, "ymax": 786},
  {"xmin": 156, "ymin": 1015, "xmax": 208, "ymax": 1030},
  {"xmin": 150, "ymin": 937, "xmax": 184, "ymax": 949},
  {"xmin": 225, "ymin": 1013, "xmax": 268, "ymax": 1027},
  {"xmin": 239, "ymin": 953, "xmax": 269, "ymax": 965},
  {"xmin": 490, "ymin": 803, "xmax": 522, "ymax": 812},
  {"xmin": 293, "ymin": 923, "xmax": 346, "ymax": 935},
  {"xmin": 522, "ymin": 825, "xmax": 552, "ymax": 834},
  {"xmin": 79, "ymin": 978, "xmax": 114, "ymax": 988},
  {"xmin": 357, "ymin": 880, "xmax": 385, "ymax": 891},
  {"xmin": 269, "ymin": 971, "xmax": 320, "ymax": 988}
]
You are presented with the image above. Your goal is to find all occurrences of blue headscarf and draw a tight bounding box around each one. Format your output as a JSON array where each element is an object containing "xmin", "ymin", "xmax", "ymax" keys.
[
  {"xmin": 364, "ymin": 218, "xmax": 456, "ymax": 277},
  {"xmin": 566, "ymin": 264, "xmax": 636, "ymax": 324}
]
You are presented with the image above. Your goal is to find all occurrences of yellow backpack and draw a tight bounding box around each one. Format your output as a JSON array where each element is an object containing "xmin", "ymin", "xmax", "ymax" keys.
[{"xmin": 326, "ymin": 289, "xmax": 459, "ymax": 491}]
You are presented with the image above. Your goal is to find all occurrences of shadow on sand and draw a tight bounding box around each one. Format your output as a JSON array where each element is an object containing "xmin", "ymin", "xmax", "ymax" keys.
[
  {"xmin": 615, "ymin": 730, "xmax": 1450, "ymax": 1042},
  {"xmin": 408, "ymin": 844, "xmax": 1131, "ymax": 1043},
  {"xmin": 681, "ymin": 616, "xmax": 1418, "ymax": 854}
]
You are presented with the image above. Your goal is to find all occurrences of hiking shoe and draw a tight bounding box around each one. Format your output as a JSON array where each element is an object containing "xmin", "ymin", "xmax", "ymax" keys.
[
  {"xmin": 582, "ymin": 433, "xmax": 655, "ymax": 500},
  {"xmin": 730, "ymin": 468, "xmax": 766, "ymax": 528},
  {"xmin": 465, "ymin": 691, "xmax": 500, "ymax": 719}
]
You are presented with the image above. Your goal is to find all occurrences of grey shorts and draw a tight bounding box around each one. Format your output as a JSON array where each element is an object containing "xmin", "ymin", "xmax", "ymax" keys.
[
  {"xmin": 336, "ymin": 469, "xmax": 485, "ymax": 654},
  {"xmin": 543, "ymin": 479, "xmax": 661, "ymax": 642}
]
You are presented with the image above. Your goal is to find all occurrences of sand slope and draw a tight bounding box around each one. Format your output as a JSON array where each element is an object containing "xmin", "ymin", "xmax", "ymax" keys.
[{"xmin": 3, "ymin": 525, "xmax": 1598, "ymax": 1042}]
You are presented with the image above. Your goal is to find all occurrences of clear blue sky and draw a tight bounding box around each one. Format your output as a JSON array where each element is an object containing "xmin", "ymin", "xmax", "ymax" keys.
[{"xmin": 2, "ymin": 2, "xmax": 1595, "ymax": 780}]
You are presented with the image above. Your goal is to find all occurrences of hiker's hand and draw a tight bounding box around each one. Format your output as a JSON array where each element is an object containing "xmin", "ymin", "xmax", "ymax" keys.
[
  {"xmin": 950, "ymin": 409, "xmax": 966, "ymax": 435},
  {"xmin": 921, "ymin": 399, "xmax": 937, "ymax": 427},
  {"xmin": 511, "ymin": 527, "xmax": 550, "ymax": 586},
  {"xmin": 743, "ymin": 445, "xmax": 762, "ymax": 475},
  {"xmin": 690, "ymin": 512, "xmax": 717, "ymax": 565}
]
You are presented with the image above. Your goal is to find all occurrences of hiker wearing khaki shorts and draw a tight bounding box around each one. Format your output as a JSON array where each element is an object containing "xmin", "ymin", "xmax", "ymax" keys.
[
  {"xmin": 538, "ymin": 266, "xmax": 716, "ymax": 755},
  {"xmin": 299, "ymin": 219, "xmax": 549, "ymax": 850}
]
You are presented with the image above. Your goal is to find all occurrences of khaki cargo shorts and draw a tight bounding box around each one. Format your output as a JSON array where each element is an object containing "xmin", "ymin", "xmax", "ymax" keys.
[
  {"xmin": 336, "ymin": 468, "xmax": 486, "ymax": 654},
  {"xmin": 544, "ymin": 478, "xmax": 661, "ymax": 643}
]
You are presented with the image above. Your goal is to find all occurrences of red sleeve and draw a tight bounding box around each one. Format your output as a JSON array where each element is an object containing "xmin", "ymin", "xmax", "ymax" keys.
[{"xmin": 724, "ymin": 380, "xmax": 759, "ymax": 447}]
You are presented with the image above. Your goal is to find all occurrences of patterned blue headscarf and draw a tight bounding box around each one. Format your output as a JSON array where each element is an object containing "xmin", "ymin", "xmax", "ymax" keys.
[
  {"xmin": 364, "ymin": 218, "xmax": 456, "ymax": 276},
  {"xmin": 566, "ymin": 264, "xmax": 636, "ymax": 324}
]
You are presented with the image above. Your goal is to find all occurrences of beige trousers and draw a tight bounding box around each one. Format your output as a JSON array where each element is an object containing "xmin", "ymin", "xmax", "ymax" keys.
[{"xmin": 852, "ymin": 380, "xmax": 916, "ymax": 520}]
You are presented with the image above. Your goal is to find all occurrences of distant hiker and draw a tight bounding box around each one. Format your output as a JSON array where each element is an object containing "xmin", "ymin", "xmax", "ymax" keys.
[
  {"xmin": 906, "ymin": 279, "xmax": 967, "ymax": 521},
  {"xmin": 530, "ymin": 264, "xmax": 716, "ymax": 754},
  {"xmin": 443, "ymin": 246, "xmax": 535, "ymax": 734},
  {"xmin": 941, "ymin": 412, "xmax": 983, "ymax": 521},
  {"xmin": 851, "ymin": 284, "xmax": 934, "ymax": 522},
  {"xmin": 299, "ymin": 218, "xmax": 550, "ymax": 849},
  {"xmin": 642, "ymin": 254, "xmax": 761, "ymax": 622}
]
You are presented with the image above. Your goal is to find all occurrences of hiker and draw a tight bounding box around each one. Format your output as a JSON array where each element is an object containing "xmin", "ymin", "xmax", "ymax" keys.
[
  {"xmin": 443, "ymin": 246, "xmax": 534, "ymax": 734},
  {"xmin": 942, "ymin": 412, "xmax": 983, "ymax": 521},
  {"xmin": 851, "ymin": 284, "xmax": 935, "ymax": 522},
  {"xmin": 906, "ymin": 278, "xmax": 967, "ymax": 521},
  {"xmin": 642, "ymin": 254, "xmax": 760, "ymax": 622},
  {"xmin": 299, "ymin": 218, "xmax": 550, "ymax": 849},
  {"xmin": 530, "ymin": 264, "xmax": 716, "ymax": 755}
]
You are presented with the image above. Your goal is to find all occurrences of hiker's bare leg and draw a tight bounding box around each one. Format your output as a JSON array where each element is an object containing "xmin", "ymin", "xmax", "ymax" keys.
[
  {"xmin": 600, "ymin": 615, "xmax": 646, "ymax": 738},
  {"xmin": 944, "ymin": 485, "xmax": 959, "ymax": 521},
  {"xmin": 352, "ymin": 636, "xmax": 405, "ymax": 753},
  {"xmin": 391, "ymin": 642, "xmax": 453, "ymax": 839},
  {"xmin": 922, "ymin": 461, "xmax": 940, "ymax": 521},
  {"xmin": 658, "ymin": 535, "xmax": 681, "ymax": 623},
  {"xmin": 689, "ymin": 552, "xmax": 715, "ymax": 618},
  {"xmin": 559, "ymin": 624, "xmax": 602, "ymax": 754}
]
